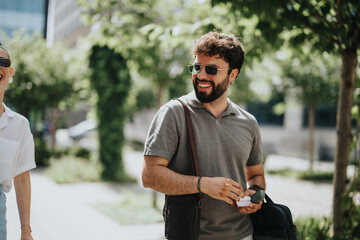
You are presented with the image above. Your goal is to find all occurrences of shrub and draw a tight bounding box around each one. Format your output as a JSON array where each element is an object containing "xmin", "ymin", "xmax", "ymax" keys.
[
  {"xmin": 74, "ymin": 147, "xmax": 91, "ymax": 160},
  {"xmin": 299, "ymin": 171, "xmax": 333, "ymax": 182},
  {"xmin": 267, "ymin": 169, "xmax": 333, "ymax": 182},
  {"xmin": 295, "ymin": 217, "xmax": 331, "ymax": 240},
  {"xmin": 89, "ymin": 45, "xmax": 131, "ymax": 181},
  {"xmin": 34, "ymin": 136, "xmax": 51, "ymax": 167},
  {"xmin": 46, "ymin": 156, "xmax": 102, "ymax": 184}
]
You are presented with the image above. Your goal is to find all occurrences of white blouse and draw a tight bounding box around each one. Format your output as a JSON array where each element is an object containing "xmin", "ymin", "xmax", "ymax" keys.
[{"xmin": 0, "ymin": 103, "xmax": 36, "ymax": 192}]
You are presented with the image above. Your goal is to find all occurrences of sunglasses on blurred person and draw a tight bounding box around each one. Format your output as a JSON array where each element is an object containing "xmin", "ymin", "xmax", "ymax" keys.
[
  {"xmin": 0, "ymin": 58, "xmax": 11, "ymax": 68},
  {"xmin": 188, "ymin": 63, "xmax": 230, "ymax": 76}
]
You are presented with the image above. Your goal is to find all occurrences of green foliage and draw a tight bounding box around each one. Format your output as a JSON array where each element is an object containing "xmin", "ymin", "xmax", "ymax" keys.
[
  {"xmin": 2, "ymin": 32, "xmax": 74, "ymax": 116},
  {"xmin": 295, "ymin": 215, "xmax": 360, "ymax": 240},
  {"xmin": 295, "ymin": 217, "xmax": 331, "ymax": 240},
  {"xmin": 213, "ymin": 0, "xmax": 360, "ymax": 53},
  {"xmin": 34, "ymin": 136, "xmax": 51, "ymax": 167},
  {"xmin": 46, "ymin": 156, "xmax": 102, "ymax": 184},
  {"xmin": 95, "ymin": 189, "xmax": 164, "ymax": 224},
  {"xmin": 300, "ymin": 171, "xmax": 333, "ymax": 182},
  {"xmin": 1, "ymin": 32, "xmax": 81, "ymax": 162},
  {"xmin": 342, "ymin": 190, "xmax": 360, "ymax": 240},
  {"xmin": 345, "ymin": 84, "xmax": 360, "ymax": 239},
  {"xmin": 79, "ymin": 0, "xmax": 265, "ymax": 106},
  {"xmin": 279, "ymin": 50, "xmax": 340, "ymax": 106},
  {"xmin": 74, "ymin": 147, "xmax": 91, "ymax": 160},
  {"xmin": 267, "ymin": 169, "xmax": 333, "ymax": 182},
  {"xmin": 135, "ymin": 88, "xmax": 156, "ymax": 111},
  {"xmin": 125, "ymin": 140, "xmax": 145, "ymax": 152},
  {"xmin": 89, "ymin": 45, "xmax": 132, "ymax": 182},
  {"xmin": 49, "ymin": 148, "xmax": 69, "ymax": 159}
]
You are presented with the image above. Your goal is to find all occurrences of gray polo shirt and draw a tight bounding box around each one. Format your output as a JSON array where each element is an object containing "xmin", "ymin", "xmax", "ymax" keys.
[{"xmin": 144, "ymin": 91, "xmax": 264, "ymax": 239}]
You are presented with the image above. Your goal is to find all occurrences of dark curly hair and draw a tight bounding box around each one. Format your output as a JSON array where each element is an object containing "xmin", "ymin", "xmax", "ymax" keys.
[{"xmin": 193, "ymin": 31, "xmax": 245, "ymax": 76}]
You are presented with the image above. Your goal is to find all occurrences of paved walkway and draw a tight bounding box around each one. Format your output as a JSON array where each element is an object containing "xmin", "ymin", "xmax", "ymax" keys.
[{"xmin": 6, "ymin": 152, "xmax": 334, "ymax": 240}]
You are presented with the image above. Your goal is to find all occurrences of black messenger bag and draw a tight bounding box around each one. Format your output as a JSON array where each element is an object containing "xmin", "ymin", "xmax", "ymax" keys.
[
  {"xmin": 251, "ymin": 194, "xmax": 297, "ymax": 240},
  {"xmin": 164, "ymin": 194, "xmax": 201, "ymax": 240}
]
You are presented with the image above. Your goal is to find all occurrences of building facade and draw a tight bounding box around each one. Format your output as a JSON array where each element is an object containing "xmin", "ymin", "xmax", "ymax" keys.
[
  {"xmin": 47, "ymin": 0, "xmax": 90, "ymax": 47},
  {"xmin": 0, "ymin": 0, "xmax": 48, "ymax": 38}
]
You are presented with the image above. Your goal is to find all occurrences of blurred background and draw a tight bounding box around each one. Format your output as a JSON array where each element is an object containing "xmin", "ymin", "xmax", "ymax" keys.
[{"xmin": 1, "ymin": 0, "xmax": 359, "ymax": 239}]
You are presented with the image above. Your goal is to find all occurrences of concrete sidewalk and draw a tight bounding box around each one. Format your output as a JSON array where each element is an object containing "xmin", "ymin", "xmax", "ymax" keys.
[
  {"xmin": 6, "ymin": 152, "xmax": 334, "ymax": 240},
  {"xmin": 7, "ymin": 152, "xmax": 164, "ymax": 240}
]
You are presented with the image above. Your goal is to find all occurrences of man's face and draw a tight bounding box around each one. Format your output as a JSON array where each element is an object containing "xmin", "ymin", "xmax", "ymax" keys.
[{"xmin": 192, "ymin": 53, "xmax": 233, "ymax": 103}]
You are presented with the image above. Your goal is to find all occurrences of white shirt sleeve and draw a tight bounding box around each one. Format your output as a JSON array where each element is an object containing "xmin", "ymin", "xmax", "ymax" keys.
[{"xmin": 15, "ymin": 118, "xmax": 36, "ymax": 176}]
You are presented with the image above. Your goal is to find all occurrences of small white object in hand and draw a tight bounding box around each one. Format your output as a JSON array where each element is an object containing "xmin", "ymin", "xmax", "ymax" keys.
[{"xmin": 236, "ymin": 196, "xmax": 251, "ymax": 207}]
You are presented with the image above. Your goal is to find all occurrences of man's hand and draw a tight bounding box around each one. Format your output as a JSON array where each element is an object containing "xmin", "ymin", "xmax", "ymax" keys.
[
  {"xmin": 237, "ymin": 188, "xmax": 262, "ymax": 214},
  {"xmin": 200, "ymin": 177, "xmax": 244, "ymax": 205}
]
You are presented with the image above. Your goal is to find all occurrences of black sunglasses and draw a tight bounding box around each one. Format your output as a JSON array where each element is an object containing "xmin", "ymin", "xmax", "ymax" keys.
[
  {"xmin": 0, "ymin": 57, "xmax": 11, "ymax": 68},
  {"xmin": 188, "ymin": 63, "xmax": 230, "ymax": 76}
]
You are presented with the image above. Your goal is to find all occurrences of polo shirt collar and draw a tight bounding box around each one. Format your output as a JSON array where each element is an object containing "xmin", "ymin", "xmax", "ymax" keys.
[
  {"xmin": 0, "ymin": 103, "xmax": 14, "ymax": 130},
  {"xmin": 186, "ymin": 91, "xmax": 238, "ymax": 117}
]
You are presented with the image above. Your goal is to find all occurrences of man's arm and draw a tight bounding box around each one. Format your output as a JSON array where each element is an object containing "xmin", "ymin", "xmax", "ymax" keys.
[
  {"xmin": 245, "ymin": 163, "xmax": 266, "ymax": 191},
  {"xmin": 14, "ymin": 171, "xmax": 33, "ymax": 240},
  {"xmin": 142, "ymin": 155, "xmax": 245, "ymax": 204},
  {"xmin": 237, "ymin": 163, "xmax": 266, "ymax": 214}
]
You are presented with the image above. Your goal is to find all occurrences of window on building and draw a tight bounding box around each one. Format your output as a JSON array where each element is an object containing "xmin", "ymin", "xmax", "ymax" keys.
[
  {"xmin": 246, "ymin": 97, "xmax": 284, "ymax": 126},
  {"xmin": 302, "ymin": 103, "xmax": 337, "ymax": 128}
]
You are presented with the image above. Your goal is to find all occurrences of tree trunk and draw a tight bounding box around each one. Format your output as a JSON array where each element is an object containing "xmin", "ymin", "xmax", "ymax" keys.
[
  {"xmin": 50, "ymin": 106, "xmax": 58, "ymax": 151},
  {"xmin": 308, "ymin": 103, "xmax": 315, "ymax": 171},
  {"xmin": 332, "ymin": 50, "xmax": 357, "ymax": 236}
]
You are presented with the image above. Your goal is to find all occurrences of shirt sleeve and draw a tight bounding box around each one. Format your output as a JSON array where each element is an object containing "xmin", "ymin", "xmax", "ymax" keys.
[
  {"xmin": 15, "ymin": 119, "xmax": 36, "ymax": 176},
  {"xmin": 143, "ymin": 105, "xmax": 180, "ymax": 162},
  {"xmin": 247, "ymin": 119, "xmax": 264, "ymax": 166}
]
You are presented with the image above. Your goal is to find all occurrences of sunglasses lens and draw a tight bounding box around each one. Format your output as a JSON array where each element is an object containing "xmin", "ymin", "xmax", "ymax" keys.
[
  {"xmin": 205, "ymin": 66, "xmax": 217, "ymax": 75},
  {"xmin": 188, "ymin": 65, "xmax": 193, "ymax": 73},
  {"xmin": 188, "ymin": 64, "xmax": 219, "ymax": 75},
  {"xmin": 189, "ymin": 64, "xmax": 202, "ymax": 74},
  {"xmin": 194, "ymin": 64, "xmax": 201, "ymax": 72},
  {"xmin": 0, "ymin": 58, "xmax": 11, "ymax": 68}
]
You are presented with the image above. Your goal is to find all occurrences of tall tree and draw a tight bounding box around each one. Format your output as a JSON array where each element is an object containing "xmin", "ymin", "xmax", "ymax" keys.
[
  {"xmin": 281, "ymin": 51, "xmax": 339, "ymax": 169},
  {"xmin": 3, "ymin": 32, "xmax": 75, "ymax": 165},
  {"xmin": 89, "ymin": 45, "xmax": 132, "ymax": 181},
  {"xmin": 212, "ymin": 0, "xmax": 360, "ymax": 235},
  {"xmin": 4, "ymin": 33, "xmax": 74, "ymax": 119}
]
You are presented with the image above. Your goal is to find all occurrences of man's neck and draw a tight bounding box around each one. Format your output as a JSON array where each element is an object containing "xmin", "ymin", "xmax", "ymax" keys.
[{"xmin": 202, "ymin": 95, "xmax": 229, "ymax": 118}]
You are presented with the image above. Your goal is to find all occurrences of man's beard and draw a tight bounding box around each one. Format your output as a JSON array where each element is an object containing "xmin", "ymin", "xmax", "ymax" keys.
[{"xmin": 193, "ymin": 75, "xmax": 230, "ymax": 103}]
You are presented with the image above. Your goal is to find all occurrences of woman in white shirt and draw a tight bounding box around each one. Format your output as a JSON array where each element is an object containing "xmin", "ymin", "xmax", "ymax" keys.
[{"xmin": 0, "ymin": 44, "xmax": 35, "ymax": 240}]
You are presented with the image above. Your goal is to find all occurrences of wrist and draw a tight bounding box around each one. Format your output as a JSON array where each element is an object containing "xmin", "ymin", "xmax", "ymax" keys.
[
  {"xmin": 248, "ymin": 184, "xmax": 264, "ymax": 191},
  {"xmin": 21, "ymin": 223, "xmax": 32, "ymax": 233},
  {"xmin": 199, "ymin": 176, "xmax": 208, "ymax": 195},
  {"xmin": 197, "ymin": 175, "xmax": 203, "ymax": 194}
]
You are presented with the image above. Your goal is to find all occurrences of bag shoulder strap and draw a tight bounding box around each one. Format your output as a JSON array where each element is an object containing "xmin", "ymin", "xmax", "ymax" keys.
[
  {"xmin": 176, "ymin": 99, "xmax": 201, "ymax": 176},
  {"xmin": 264, "ymin": 193, "xmax": 274, "ymax": 204}
]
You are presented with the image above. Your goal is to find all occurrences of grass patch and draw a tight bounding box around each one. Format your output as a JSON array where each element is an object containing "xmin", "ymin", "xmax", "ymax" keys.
[
  {"xmin": 46, "ymin": 156, "xmax": 103, "ymax": 183},
  {"xmin": 95, "ymin": 190, "xmax": 165, "ymax": 224},
  {"xmin": 295, "ymin": 216, "xmax": 331, "ymax": 240},
  {"xmin": 295, "ymin": 215, "xmax": 360, "ymax": 240},
  {"xmin": 267, "ymin": 168, "xmax": 333, "ymax": 182},
  {"xmin": 112, "ymin": 171, "xmax": 137, "ymax": 183},
  {"xmin": 124, "ymin": 140, "xmax": 145, "ymax": 152},
  {"xmin": 299, "ymin": 171, "xmax": 333, "ymax": 182},
  {"xmin": 267, "ymin": 168, "xmax": 300, "ymax": 178}
]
